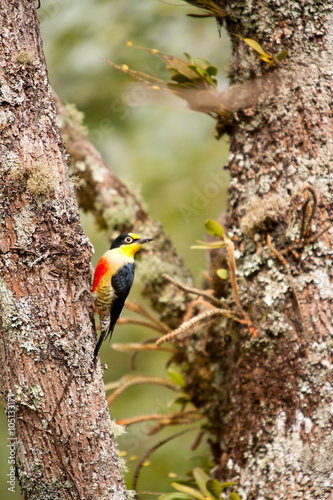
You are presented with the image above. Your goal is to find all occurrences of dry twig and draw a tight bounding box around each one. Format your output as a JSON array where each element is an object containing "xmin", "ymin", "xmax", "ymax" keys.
[
  {"xmin": 157, "ymin": 255, "xmax": 258, "ymax": 346},
  {"xmin": 106, "ymin": 375, "xmax": 179, "ymax": 406},
  {"xmin": 224, "ymin": 239, "xmax": 257, "ymax": 337},
  {"xmin": 116, "ymin": 408, "xmax": 202, "ymax": 430},
  {"xmin": 156, "ymin": 308, "xmax": 232, "ymax": 346},
  {"xmin": 162, "ymin": 273, "xmax": 227, "ymax": 308},
  {"xmin": 125, "ymin": 300, "xmax": 171, "ymax": 333}
]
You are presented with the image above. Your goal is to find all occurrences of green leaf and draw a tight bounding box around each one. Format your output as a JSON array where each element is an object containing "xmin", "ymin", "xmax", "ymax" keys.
[
  {"xmin": 276, "ymin": 49, "xmax": 288, "ymax": 61},
  {"xmin": 159, "ymin": 493, "xmax": 194, "ymax": 500},
  {"xmin": 206, "ymin": 65, "xmax": 218, "ymax": 77},
  {"xmin": 188, "ymin": 56, "xmax": 211, "ymax": 68},
  {"xmin": 188, "ymin": 65, "xmax": 217, "ymax": 87},
  {"xmin": 204, "ymin": 219, "xmax": 224, "ymax": 237},
  {"xmin": 229, "ymin": 493, "xmax": 241, "ymax": 500},
  {"xmin": 220, "ymin": 482, "xmax": 237, "ymax": 489},
  {"xmin": 192, "ymin": 468, "xmax": 211, "ymax": 497},
  {"xmin": 170, "ymin": 73, "xmax": 193, "ymax": 84},
  {"xmin": 216, "ymin": 269, "xmax": 228, "ymax": 280},
  {"xmin": 177, "ymin": 54, "xmax": 218, "ymax": 87},
  {"xmin": 168, "ymin": 369, "xmax": 186, "ymax": 387},
  {"xmin": 171, "ymin": 482, "xmax": 206, "ymax": 500},
  {"xmin": 187, "ymin": 57, "xmax": 218, "ymax": 86},
  {"xmin": 206, "ymin": 479, "xmax": 221, "ymax": 500}
]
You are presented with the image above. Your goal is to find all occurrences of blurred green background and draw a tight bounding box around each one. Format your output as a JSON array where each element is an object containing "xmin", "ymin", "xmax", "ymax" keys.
[{"xmin": 0, "ymin": 0, "xmax": 231, "ymax": 497}]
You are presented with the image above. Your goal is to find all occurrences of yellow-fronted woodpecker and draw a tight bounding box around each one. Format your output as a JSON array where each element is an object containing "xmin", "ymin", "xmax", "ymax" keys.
[{"xmin": 92, "ymin": 232, "xmax": 153, "ymax": 360}]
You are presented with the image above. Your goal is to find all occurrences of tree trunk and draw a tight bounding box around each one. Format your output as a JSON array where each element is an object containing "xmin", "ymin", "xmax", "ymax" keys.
[
  {"xmin": 0, "ymin": 2, "xmax": 128, "ymax": 498},
  {"xmin": 178, "ymin": 2, "xmax": 333, "ymax": 499}
]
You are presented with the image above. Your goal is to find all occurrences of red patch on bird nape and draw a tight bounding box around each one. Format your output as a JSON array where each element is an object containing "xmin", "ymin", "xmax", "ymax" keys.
[{"xmin": 92, "ymin": 257, "xmax": 109, "ymax": 293}]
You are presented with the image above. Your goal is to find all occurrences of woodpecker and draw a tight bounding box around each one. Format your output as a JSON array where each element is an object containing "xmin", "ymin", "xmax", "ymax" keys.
[{"xmin": 92, "ymin": 232, "xmax": 153, "ymax": 360}]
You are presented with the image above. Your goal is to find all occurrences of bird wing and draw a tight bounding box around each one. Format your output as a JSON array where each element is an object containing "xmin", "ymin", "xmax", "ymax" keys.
[{"xmin": 107, "ymin": 262, "xmax": 135, "ymax": 337}]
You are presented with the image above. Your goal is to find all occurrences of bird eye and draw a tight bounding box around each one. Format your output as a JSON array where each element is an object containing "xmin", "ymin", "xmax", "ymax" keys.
[{"xmin": 125, "ymin": 236, "xmax": 133, "ymax": 243}]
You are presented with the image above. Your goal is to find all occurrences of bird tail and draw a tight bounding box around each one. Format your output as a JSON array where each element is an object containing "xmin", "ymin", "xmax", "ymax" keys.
[
  {"xmin": 93, "ymin": 330, "xmax": 105, "ymax": 362},
  {"xmin": 93, "ymin": 318, "xmax": 115, "ymax": 362}
]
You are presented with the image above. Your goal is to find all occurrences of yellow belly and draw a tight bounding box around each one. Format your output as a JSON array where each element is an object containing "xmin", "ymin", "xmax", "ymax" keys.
[{"xmin": 93, "ymin": 281, "xmax": 116, "ymax": 315}]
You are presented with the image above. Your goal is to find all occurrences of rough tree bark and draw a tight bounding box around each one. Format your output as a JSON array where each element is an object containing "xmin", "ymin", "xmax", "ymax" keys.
[
  {"xmin": 0, "ymin": 2, "xmax": 129, "ymax": 499},
  {"xmin": 171, "ymin": 2, "xmax": 333, "ymax": 499}
]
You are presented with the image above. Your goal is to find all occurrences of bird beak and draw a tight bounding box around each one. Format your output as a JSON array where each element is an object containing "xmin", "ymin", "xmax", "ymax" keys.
[{"xmin": 138, "ymin": 237, "xmax": 153, "ymax": 245}]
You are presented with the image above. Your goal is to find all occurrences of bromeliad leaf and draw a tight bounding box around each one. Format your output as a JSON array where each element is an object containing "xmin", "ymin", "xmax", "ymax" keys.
[
  {"xmin": 188, "ymin": 64, "xmax": 217, "ymax": 87},
  {"xmin": 234, "ymin": 35, "xmax": 288, "ymax": 66},
  {"xmin": 183, "ymin": 0, "xmax": 229, "ymax": 19},
  {"xmin": 244, "ymin": 39, "xmax": 272, "ymax": 62}
]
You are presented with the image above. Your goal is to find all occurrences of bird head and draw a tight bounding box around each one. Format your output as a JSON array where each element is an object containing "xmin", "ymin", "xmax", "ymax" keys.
[{"xmin": 110, "ymin": 232, "xmax": 153, "ymax": 258}]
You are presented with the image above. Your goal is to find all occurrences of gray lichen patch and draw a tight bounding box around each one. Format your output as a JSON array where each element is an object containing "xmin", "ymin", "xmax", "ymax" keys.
[
  {"xmin": 7, "ymin": 296, "xmax": 48, "ymax": 355},
  {"xmin": 310, "ymin": 268, "xmax": 333, "ymax": 301},
  {"xmin": 88, "ymin": 157, "xmax": 108, "ymax": 184},
  {"xmin": 104, "ymin": 195, "xmax": 139, "ymax": 229},
  {"xmin": 109, "ymin": 420, "xmax": 126, "ymax": 439},
  {"xmin": 0, "ymin": 278, "xmax": 17, "ymax": 331},
  {"xmin": 136, "ymin": 253, "xmax": 180, "ymax": 286},
  {"xmin": 14, "ymin": 205, "xmax": 37, "ymax": 248},
  {"xmin": 300, "ymin": 433, "xmax": 333, "ymax": 491},
  {"xmin": 15, "ymin": 384, "xmax": 44, "ymax": 410},
  {"xmin": 0, "ymin": 109, "xmax": 15, "ymax": 130},
  {"xmin": 16, "ymin": 461, "xmax": 64, "ymax": 500},
  {"xmin": 49, "ymin": 193, "xmax": 82, "ymax": 226},
  {"xmin": 0, "ymin": 80, "xmax": 24, "ymax": 106},
  {"xmin": 56, "ymin": 101, "xmax": 88, "ymax": 135},
  {"xmin": 259, "ymin": 264, "xmax": 290, "ymax": 307}
]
